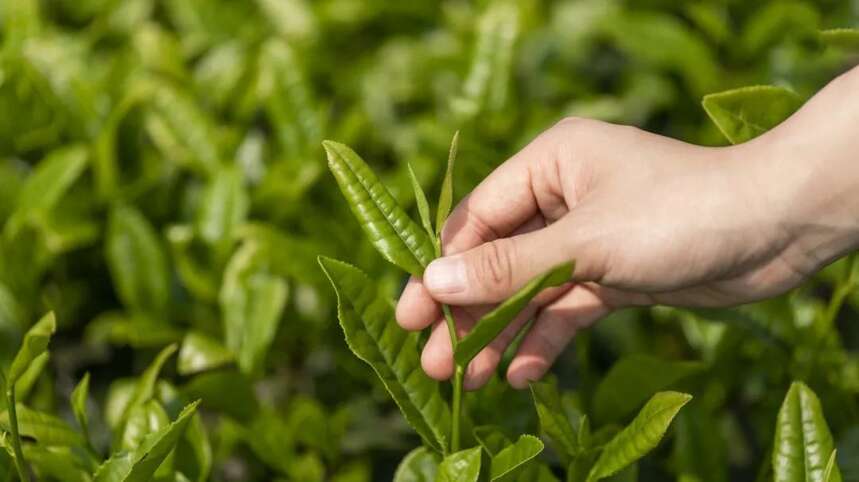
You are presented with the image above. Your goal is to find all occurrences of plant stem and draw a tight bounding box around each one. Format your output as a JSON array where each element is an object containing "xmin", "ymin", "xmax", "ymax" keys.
[
  {"xmin": 451, "ymin": 364, "xmax": 464, "ymax": 453},
  {"xmin": 441, "ymin": 303, "xmax": 465, "ymax": 453},
  {"xmin": 5, "ymin": 385, "xmax": 30, "ymax": 482}
]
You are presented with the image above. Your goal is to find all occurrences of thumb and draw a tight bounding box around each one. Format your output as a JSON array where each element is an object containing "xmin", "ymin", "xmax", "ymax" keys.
[{"xmin": 423, "ymin": 219, "xmax": 593, "ymax": 305}]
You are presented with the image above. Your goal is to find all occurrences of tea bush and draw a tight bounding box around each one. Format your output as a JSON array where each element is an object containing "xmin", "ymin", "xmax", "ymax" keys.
[{"xmin": 0, "ymin": 0, "xmax": 858, "ymax": 480}]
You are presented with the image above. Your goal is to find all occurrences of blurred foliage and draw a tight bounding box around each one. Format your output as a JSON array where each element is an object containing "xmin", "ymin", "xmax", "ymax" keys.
[{"xmin": 0, "ymin": 0, "xmax": 857, "ymax": 480}]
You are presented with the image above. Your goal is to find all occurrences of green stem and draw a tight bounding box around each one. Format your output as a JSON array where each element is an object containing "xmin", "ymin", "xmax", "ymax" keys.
[
  {"xmin": 5, "ymin": 385, "xmax": 30, "ymax": 482},
  {"xmin": 451, "ymin": 365, "xmax": 464, "ymax": 453},
  {"xmin": 441, "ymin": 303, "xmax": 465, "ymax": 453}
]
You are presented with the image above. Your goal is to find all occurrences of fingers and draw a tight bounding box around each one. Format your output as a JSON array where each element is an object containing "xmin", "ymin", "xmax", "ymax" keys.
[
  {"xmin": 395, "ymin": 277, "xmax": 440, "ymax": 330},
  {"xmin": 420, "ymin": 286, "xmax": 569, "ymax": 389},
  {"xmin": 424, "ymin": 219, "xmax": 576, "ymax": 305},
  {"xmin": 440, "ymin": 126, "xmax": 567, "ymax": 255},
  {"xmin": 396, "ymin": 215, "xmax": 547, "ymax": 331},
  {"xmin": 506, "ymin": 284, "xmax": 611, "ymax": 389}
]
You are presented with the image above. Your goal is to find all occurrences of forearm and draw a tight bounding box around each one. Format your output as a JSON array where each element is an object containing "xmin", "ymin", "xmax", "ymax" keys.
[{"xmin": 747, "ymin": 65, "xmax": 859, "ymax": 273}]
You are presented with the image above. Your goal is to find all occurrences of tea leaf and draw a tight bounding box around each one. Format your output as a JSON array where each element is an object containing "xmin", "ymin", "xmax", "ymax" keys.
[
  {"xmin": 593, "ymin": 355, "xmax": 703, "ymax": 423},
  {"xmin": 529, "ymin": 380, "xmax": 579, "ymax": 461},
  {"xmin": 436, "ymin": 447, "xmax": 482, "ymax": 482},
  {"xmin": 5, "ymin": 145, "xmax": 88, "ymax": 237},
  {"xmin": 702, "ymin": 85, "xmax": 803, "ymax": 144},
  {"xmin": 586, "ymin": 391, "xmax": 692, "ymax": 482},
  {"xmin": 8, "ymin": 311, "xmax": 56, "ymax": 384},
  {"xmin": 393, "ymin": 446, "xmax": 439, "ymax": 482},
  {"xmin": 491, "ymin": 434, "xmax": 544, "ymax": 481},
  {"xmin": 185, "ymin": 412, "xmax": 212, "ymax": 482},
  {"xmin": 406, "ymin": 163, "xmax": 434, "ymax": 241},
  {"xmin": 435, "ymin": 131, "xmax": 458, "ymax": 236},
  {"xmin": 455, "ymin": 262, "xmax": 573, "ymax": 366},
  {"xmin": 120, "ymin": 344, "xmax": 177, "ymax": 427},
  {"xmin": 22, "ymin": 446, "xmax": 91, "ymax": 482},
  {"xmin": 94, "ymin": 400, "xmax": 200, "ymax": 482},
  {"xmin": 178, "ymin": 331, "xmax": 234, "ymax": 375},
  {"xmin": 322, "ymin": 141, "xmax": 435, "ymax": 276},
  {"xmin": 106, "ymin": 204, "xmax": 171, "ymax": 315},
  {"xmin": 0, "ymin": 404, "xmax": 85, "ymax": 447},
  {"xmin": 819, "ymin": 28, "xmax": 859, "ymax": 50},
  {"xmin": 71, "ymin": 372, "xmax": 91, "ymax": 442},
  {"xmin": 196, "ymin": 166, "xmax": 249, "ymax": 259},
  {"xmin": 318, "ymin": 256, "xmax": 450, "ymax": 453},
  {"xmin": 121, "ymin": 399, "xmax": 170, "ymax": 451},
  {"xmin": 220, "ymin": 242, "xmax": 289, "ymax": 376},
  {"xmin": 823, "ymin": 450, "xmax": 838, "ymax": 482},
  {"xmin": 773, "ymin": 382, "xmax": 843, "ymax": 482},
  {"xmin": 474, "ymin": 425, "xmax": 511, "ymax": 456}
]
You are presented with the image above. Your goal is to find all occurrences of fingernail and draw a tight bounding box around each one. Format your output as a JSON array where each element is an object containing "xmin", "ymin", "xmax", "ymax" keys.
[{"xmin": 424, "ymin": 256, "xmax": 467, "ymax": 294}]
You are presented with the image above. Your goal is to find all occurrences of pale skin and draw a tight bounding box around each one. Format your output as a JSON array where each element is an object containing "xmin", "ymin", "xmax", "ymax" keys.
[{"xmin": 396, "ymin": 65, "xmax": 859, "ymax": 391}]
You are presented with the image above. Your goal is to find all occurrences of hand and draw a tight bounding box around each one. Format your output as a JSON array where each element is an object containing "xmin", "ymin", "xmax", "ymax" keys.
[{"xmin": 395, "ymin": 67, "xmax": 859, "ymax": 390}]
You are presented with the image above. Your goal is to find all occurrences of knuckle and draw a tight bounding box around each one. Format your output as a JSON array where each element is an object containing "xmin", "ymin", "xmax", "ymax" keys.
[{"xmin": 470, "ymin": 239, "xmax": 516, "ymax": 295}]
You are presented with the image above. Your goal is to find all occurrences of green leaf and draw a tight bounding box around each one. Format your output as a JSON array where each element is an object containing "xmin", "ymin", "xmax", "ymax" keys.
[
  {"xmin": 23, "ymin": 445, "xmax": 91, "ymax": 482},
  {"xmin": 586, "ymin": 392, "xmax": 692, "ymax": 482},
  {"xmin": 491, "ymin": 434, "xmax": 544, "ymax": 481},
  {"xmin": 196, "ymin": 166, "xmax": 249, "ymax": 259},
  {"xmin": 819, "ymin": 28, "xmax": 859, "ymax": 50},
  {"xmin": 702, "ymin": 86, "xmax": 803, "ymax": 144},
  {"xmin": 406, "ymin": 163, "xmax": 434, "ymax": 241},
  {"xmin": 456, "ymin": 262, "xmax": 573, "ymax": 366},
  {"xmin": 529, "ymin": 380, "xmax": 578, "ymax": 461},
  {"xmin": 322, "ymin": 140, "xmax": 435, "ymax": 276},
  {"xmin": 93, "ymin": 400, "xmax": 200, "ymax": 482},
  {"xmin": 85, "ymin": 312, "xmax": 182, "ymax": 348},
  {"xmin": 8, "ymin": 312, "xmax": 56, "ymax": 385},
  {"xmin": 0, "ymin": 404, "xmax": 85, "ymax": 447},
  {"xmin": 121, "ymin": 399, "xmax": 170, "ymax": 451},
  {"xmin": 474, "ymin": 425, "xmax": 511, "ymax": 456},
  {"xmin": 178, "ymin": 331, "xmax": 234, "ymax": 375},
  {"xmin": 593, "ymin": 355, "xmax": 702, "ymax": 423},
  {"xmin": 220, "ymin": 242, "xmax": 289, "ymax": 376},
  {"xmin": 393, "ymin": 447, "xmax": 439, "ymax": 482},
  {"xmin": 823, "ymin": 450, "xmax": 838, "ymax": 482},
  {"xmin": 773, "ymin": 382, "xmax": 842, "ymax": 482},
  {"xmin": 71, "ymin": 372, "xmax": 91, "ymax": 442},
  {"xmin": 436, "ymin": 447, "xmax": 482, "ymax": 482},
  {"xmin": 184, "ymin": 412, "xmax": 212, "ymax": 482},
  {"xmin": 5, "ymin": 145, "xmax": 88, "ymax": 237},
  {"xmin": 120, "ymin": 344, "xmax": 177, "ymax": 428},
  {"xmin": 318, "ymin": 256, "xmax": 450, "ymax": 453},
  {"xmin": 435, "ymin": 130, "xmax": 459, "ymax": 236},
  {"xmin": 145, "ymin": 80, "xmax": 221, "ymax": 176},
  {"xmin": 106, "ymin": 204, "xmax": 171, "ymax": 315},
  {"xmin": 451, "ymin": 1, "xmax": 520, "ymax": 118}
]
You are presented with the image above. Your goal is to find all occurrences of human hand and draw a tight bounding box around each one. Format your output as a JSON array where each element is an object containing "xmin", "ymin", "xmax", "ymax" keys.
[{"xmin": 395, "ymin": 67, "xmax": 859, "ymax": 390}]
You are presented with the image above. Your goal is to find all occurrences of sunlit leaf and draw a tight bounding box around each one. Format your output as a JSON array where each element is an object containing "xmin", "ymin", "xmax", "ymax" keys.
[
  {"xmin": 318, "ymin": 256, "xmax": 450, "ymax": 453},
  {"xmin": 8, "ymin": 311, "xmax": 56, "ymax": 385},
  {"xmin": 702, "ymin": 86, "xmax": 803, "ymax": 144},
  {"xmin": 773, "ymin": 382, "xmax": 842, "ymax": 482},
  {"xmin": 322, "ymin": 141, "xmax": 435, "ymax": 276},
  {"xmin": 106, "ymin": 204, "xmax": 171, "ymax": 315},
  {"xmin": 94, "ymin": 400, "xmax": 200, "ymax": 482},
  {"xmin": 587, "ymin": 392, "xmax": 692, "ymax": 482},
  {"xmin": 178, "ymin": 331, "xmax": 234, "ymax": 375},
  {"xmin": 436, "ymin": 447, "xmax": 482, "ymax": 482},
  {"xmin": 393, "ymin": 447, "xmax": 439, "ymax": 482}
]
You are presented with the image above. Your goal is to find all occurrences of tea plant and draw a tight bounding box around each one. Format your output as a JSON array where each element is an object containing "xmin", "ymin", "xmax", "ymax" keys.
[
  {"xmin": 320, "ymin": 136, "xmax": 696, "ymax": 480},
  {"xmin": 1, "ymin": 312, "xmax": 206, "ymax": 481},
  {"xmin": 0, "ymin": 0, "xmax": 858, "ymax": 480}
]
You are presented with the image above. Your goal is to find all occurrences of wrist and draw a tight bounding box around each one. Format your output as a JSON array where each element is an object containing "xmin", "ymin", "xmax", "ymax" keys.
[{"xmin": 751, "ymin": 67, "xmax": 859, "ymax": 274}]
